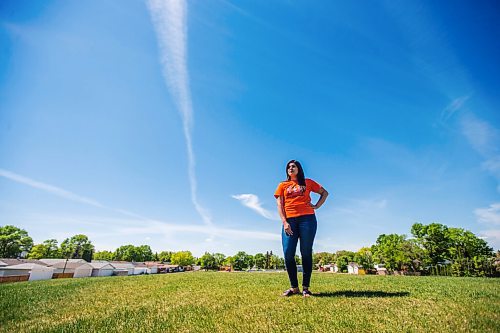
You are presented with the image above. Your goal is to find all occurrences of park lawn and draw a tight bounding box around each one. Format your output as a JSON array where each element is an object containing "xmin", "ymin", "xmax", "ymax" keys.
[{"xmin": 1, "ymin": 272, "xmax": 499, "ymax": 333}]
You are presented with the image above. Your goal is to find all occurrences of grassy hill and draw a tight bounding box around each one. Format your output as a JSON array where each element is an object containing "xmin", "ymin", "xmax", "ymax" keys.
[{"xmin": 1, "ymin": 272, "xmax": 499, "ymax": 332}]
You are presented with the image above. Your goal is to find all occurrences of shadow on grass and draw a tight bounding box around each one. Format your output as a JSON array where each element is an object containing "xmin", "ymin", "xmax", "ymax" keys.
[{"xmin": 314, "ymin": 290, "xmax": 410, "ymax": 298}]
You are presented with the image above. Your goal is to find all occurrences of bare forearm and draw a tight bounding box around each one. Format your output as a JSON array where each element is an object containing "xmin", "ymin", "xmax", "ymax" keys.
[
  {"xmin": 277, "ymin": 198, "xmax": 293, "ymax": 235},
  {"xmin": 277, "ymin": 203, "xmax": 287, "ymax": 224},
  {"xmin": 314, "ymin": 190, "xmax": 329, "ymax": 209}
]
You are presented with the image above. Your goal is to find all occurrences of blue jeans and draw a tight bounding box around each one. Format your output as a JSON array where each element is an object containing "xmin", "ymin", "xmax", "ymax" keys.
[{"xmin": 282, "ymin": 214, "xmax": 317, "ymax": 288}]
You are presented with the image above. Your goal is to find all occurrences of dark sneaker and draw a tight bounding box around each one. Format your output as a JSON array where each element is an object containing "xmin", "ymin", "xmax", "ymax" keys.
[
  {"xmin": 282, "ymin": 288, "xmax": 300, "ymax": 297},
  {"xmin": 302, "ymin": 289, "xmax": 313, "ymax": 297}
]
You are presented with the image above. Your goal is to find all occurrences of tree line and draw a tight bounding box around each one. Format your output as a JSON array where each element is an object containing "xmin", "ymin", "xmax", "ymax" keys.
[
  {"xmin": 313, "ymin": 223, "xmax": 498, "ymax": 277},
  {"xmin": 1, "ymin": 222, "xmax": 498, "ymax": 276}
]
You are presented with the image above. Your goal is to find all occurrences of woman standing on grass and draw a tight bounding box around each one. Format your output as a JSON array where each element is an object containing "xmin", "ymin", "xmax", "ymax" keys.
[{"xmin": 274, "ymin": 160, "xmax": 329, "ymax": 297}]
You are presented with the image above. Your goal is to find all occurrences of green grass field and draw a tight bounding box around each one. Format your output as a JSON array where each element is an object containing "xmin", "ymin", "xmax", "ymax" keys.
[{"xmin": 1, "ymin": 272, "xmax": 499, "ymax": 332}]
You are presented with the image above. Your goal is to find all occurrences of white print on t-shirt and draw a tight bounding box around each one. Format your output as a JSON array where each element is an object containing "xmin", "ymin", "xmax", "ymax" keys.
[{"xmin": 286, "ymin": 184, "xmax": 306, "ymax": 198}]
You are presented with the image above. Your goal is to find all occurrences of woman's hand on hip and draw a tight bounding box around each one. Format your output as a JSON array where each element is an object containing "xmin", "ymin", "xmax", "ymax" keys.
[{"xmin": 283, "ymin": 222, "xmax": 293, "ymax": 236}]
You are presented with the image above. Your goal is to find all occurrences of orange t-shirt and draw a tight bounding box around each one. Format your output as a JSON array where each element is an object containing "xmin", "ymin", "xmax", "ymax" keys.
[{"xmin": 274, "ymin": 178, "xmax": 322, "ymax": 218}]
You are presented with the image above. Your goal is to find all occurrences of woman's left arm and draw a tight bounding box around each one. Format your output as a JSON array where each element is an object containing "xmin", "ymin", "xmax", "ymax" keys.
[{"xmin": 311, "ymin": 187, "xmax": 329, "ymax": 210}]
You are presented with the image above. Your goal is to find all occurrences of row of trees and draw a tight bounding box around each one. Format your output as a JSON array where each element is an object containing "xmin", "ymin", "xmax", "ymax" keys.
[
  {"xmin": 373, "ymin": 223, "xmax": 496, "ymax": 277},
  {"xmin": 311, "ymin": 223, "xmax": 498, "ymax": 277},
  {"xmin": 32, "ymin": 235, "xmax": 95, "ymax": 262},
  {"xmin": 1, "ymin": 223, "xmax": 498, "ymax": 276},
  {"xmin": 0, "ymin": 226, "xmax": 95, "ymax": 262},
  {"xmin": 199, "ymin": 251, "xmax": 286, "ymax": 271}
]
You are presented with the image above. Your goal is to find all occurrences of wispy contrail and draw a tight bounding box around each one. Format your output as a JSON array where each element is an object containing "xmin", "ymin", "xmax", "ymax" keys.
[
  {"xmin": 0, "ymin": 168, "xmax": 154, "ymax": 222},
  {"xmin": 147, "ymin": 0, "xmax": 214, "ymax": 230},
  {"xmin": 232, "ymin": 194, "xmax": 279, "ymax": 220},
  {"xmin": 0, "ymin": 169, "xmax": 105, "ymax": 208}
]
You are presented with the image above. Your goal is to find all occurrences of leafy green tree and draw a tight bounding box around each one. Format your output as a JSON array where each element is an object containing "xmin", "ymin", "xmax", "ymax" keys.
[
  {"xmin": 411, "ymin": 223, "xmax": 450, "ymax": 265},
  {"xmin": 224, "ymin": 256, "xmax": 234, "ymax": 267},
  {"xmin": 0, "ymin": 225, "xmax": 33, "ymax": 258},
  {"xmin": 28, "ymin": 239, "xmax": 60, "ymax": 259},
  {"xmin": 371, "ymin": 234, "xmax": 413, "ymax": 271},
  {"xmin": 371, "ymin": 235, "xmax": 424, "ymax": 272},
  {"xmin": 248, "ymin": 254, "xmax": 254, "ymax": 268},
  {"xmin": 447, "ymin": 227, "xmax": 493, "ymax": 276},
  {"xmin": 412, "ymin": 222, "xmax": 493, "ymax": 276},
  {"xmin": 447, "ymin": 227, "xmax": 492, "ymax": 259},
  {"xmin": 135, "ymin": 245, "xmax": 153, "ymax": 262},
  {"xmin": 269, "ymin": 254, "xmax": 284, "ymax": 269},
  {"xmin": 44, "ymin": 239, "xmax": 61, "ymax": 258},
  {"xmin": 354, "ymin": 247, "xmax": 374, "ymax": 270},
  {"xmin": 335, "ymin": 250, "xmax": 356, "ymax": 272},
  {"xmin": 28, "ymin": 244, "xmax": 48, "ymax": 259},
  {"xmin": 313, "ymin": 252, "xmax": 335, "ymax": 266},
  {"xmin": 93, "ymin": 250, "xmax": 114, "ymax": 261},
  {"xmin": 170, "ymin": 251, "xmax": 195, "ymax": 266},
  {"xmin": 264, "ymin": 251, "xmax": 274, "ymax": 269},
  {"xmin": 213, "ymin": 253, "xmax": 226, "ymax": 269},
  {"xmin": 114, "ymin": 245, "xmax": 137, "ymax": 261},
  {"xmin": 278, "ymin": 256, "xmax": 286, "ymax": 269},
  {"xmin": 401, "ymin": 239, "xmax": 424, "ymax": 271},
  {"xmin": 232, "ymin": 251, "xmax": 253, "ymax": 270},
  {"xmin": 200, "ymin": 252, "xmax": 216, "ymax": 270},
  {"xmin": 60, "ymin": 234, "xmax": 94, "ymax": 261},
  {"xmin": 112, "ymin": 245, "xmax": 153, "ymax": 262},
  {"xmin": 253, "ymin": 253, "xmax": 266, "ymax": 269},
  {"xmin": 159, "ymin": 251, "xmax": 174, "ymax": 263},
  {"xmin": 295, "ymin": 255, "xmax": 302, "ymax": 265}
]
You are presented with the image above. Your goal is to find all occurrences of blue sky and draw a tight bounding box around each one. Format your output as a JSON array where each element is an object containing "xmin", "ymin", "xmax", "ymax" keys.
[{"xmin": 1, "ymin": 0, "xmax": 499, "ymax": 257}]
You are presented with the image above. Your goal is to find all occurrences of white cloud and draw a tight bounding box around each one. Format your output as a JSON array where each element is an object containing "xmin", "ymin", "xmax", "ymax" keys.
[
  {"xmin": 147, "ymin": 0, "xmax": 214, "ymax": 230},
  {"xmin": 232, "ymin": 194, "xmax": 279, "ymax": 220},
  {"xmin": 478, "ymin": 229, "xmax": 500, "ymax": 250},
  {"xmin": 475, "ymin": 203, "xmax": 500, "ymax": 225}
]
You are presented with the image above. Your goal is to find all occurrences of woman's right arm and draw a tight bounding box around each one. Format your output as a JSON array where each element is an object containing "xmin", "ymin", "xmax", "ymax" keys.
[{"xmin": 277, "ymin": 197, "xmax": 293, "ymax": 236}]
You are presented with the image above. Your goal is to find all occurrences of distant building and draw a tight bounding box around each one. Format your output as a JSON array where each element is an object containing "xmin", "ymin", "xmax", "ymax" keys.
[
  {"xmin": 348, "ymin": 262, "xmax": 365, "ymax": 275},
  {"xmin": 109, "ymin": 262, "xmax": 135, "ymax": 275},
  {"xmin": 375, "ymin": 264, "xmax": 388, "ymax": 275},
  {"xmin": 46, "ymin": 261, "xmax": 93, "ymax": 278},
  {"xmin": 89, "ymin": 262, "xmax": 115, "ymax": 277},
  {"xmin": 0, "ymin": 263, "xmax": 54, "ymax": 282}
]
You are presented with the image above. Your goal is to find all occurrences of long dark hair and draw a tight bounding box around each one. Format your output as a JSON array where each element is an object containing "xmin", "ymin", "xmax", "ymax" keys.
[{"xmin": 286, "ymin": 160, "xmax": 306, "ymax": 186}]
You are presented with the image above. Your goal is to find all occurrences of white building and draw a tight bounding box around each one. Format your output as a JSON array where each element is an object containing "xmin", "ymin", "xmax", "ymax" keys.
[
  {"xmin": 347, "ymin": 262, "xmax": 365, "ymax": 275},
  {"xmin": 374, "ymin": 263, "xmax": 388, "ymax": 275},
  {"xmin": 131, "ymin": 263, "xmax": 148, "ymax": 275},
  {"xmin": 110, "ymin": 262, "xmax": 135, "ymax": 275},
  {"xmin": 144, "ymin": 262, "xmax": 159, "ymax": 274},
  {"xmin": 0, "ymin": 263, "xmax": 54, "ymax": 281},
  {"xmin": 26, "ymin": 264, "xmax": 55, "ymax": 281},
  {"xmin": 0, "ymin": 265, "xmax": 31, "ymax": 277},
  {"xmin": 48, "ymin": 261, "xmax": 93, "ymax": 278},
  {"xmin": 89, "ymin": 262, "xmax": 115, "ymax": 277}
]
